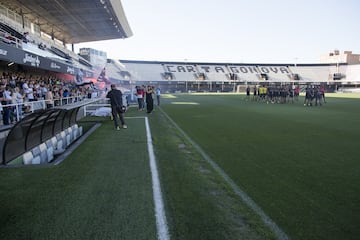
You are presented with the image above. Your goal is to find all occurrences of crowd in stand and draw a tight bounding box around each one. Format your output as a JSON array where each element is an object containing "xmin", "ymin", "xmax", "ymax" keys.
[
  {"xmin": 1, "ymin": 22, "xmax": 72, "ymax": 64},
  {"xmin": 0, "ymin": 71, "xmax": 94, "ymax": 126}
]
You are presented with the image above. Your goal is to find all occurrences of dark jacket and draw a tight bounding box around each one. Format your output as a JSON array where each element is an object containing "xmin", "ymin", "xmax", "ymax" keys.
[{"xmin": 106, "ymin": 89, "xmax": 123, "ymax": 107}]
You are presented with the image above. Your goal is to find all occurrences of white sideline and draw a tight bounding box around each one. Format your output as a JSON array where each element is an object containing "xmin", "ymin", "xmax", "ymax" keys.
[
  {"xmin": 145, "ymin": 117, "xmax": 170, "ymax": 240},
  {"xmin": 53, "ymin": 117, "xmax": 170, "ymax": 239},
  {"xmin": 159, "ymin": 108, "xmax": 289, "ymax": 240}
]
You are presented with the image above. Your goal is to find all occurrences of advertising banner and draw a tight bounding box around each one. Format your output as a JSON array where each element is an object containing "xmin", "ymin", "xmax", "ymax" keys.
[{"xmin": 0, "ymin": 42, "xmax": 93, "ymax": 78}]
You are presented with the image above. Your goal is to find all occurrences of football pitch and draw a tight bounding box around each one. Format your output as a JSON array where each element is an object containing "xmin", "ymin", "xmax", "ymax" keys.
[
  {"xmin": 159, "ymin": 93, "xmax": 360, "ymax": 240},
  {"xmin": 0, "ymin": 93, "xmax": 359, "ymax": 240}
]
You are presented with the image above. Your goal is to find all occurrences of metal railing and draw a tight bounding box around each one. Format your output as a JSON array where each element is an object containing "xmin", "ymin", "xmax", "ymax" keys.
[
  {"xmin": 0, "ymin": 94, "xmax": 94, "ymax": 125},
  {"xmin": 0, "ymin": 28, "xmax": 22, "ymax": 48}
]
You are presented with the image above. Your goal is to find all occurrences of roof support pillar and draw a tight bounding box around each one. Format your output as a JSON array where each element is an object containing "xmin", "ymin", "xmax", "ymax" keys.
[{"xmin": 20, "ymin": 9, "xmax": 25, "ymax": 29}]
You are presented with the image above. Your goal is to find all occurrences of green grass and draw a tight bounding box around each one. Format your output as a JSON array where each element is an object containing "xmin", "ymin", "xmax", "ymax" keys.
[
  {"xmin": 0, "ymin": 108, "xmax": 278, "ymax": 240},
  {"xmin": 148, "ymin": 107, "xmax": 275, "ymax": 240},
  {"xmin": 0, "ymin": 117, "xmax": 157, "ymax": 240},
  {"xmin": 1, "ymin": 93, "xmax": 359, "ymax": 240},
  {"xmin": 160, "ymin": 93, "xmax": 360, "ymax": 240}
]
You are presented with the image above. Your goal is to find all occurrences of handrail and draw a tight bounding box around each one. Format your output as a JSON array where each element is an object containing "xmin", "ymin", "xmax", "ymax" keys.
[
  {"xmin": 0, "ymin": 94, "xmax": 97, "ymax": 124},
  {"xmin": 0, "ymin": 28, "xmax": 22, "ymax": 48}
]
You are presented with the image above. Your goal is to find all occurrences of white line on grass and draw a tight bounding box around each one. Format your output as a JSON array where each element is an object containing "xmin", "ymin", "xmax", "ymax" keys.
[
  {"xmin": 159, "ymin": 108, "xmax": 289, "ymax": 240},
  {"xmin": 55, "ymin": 117, "xmax": 169, "ymax": 239},
  {"xmin": 125, "ymin": 116, "xmax": 148, "ymax": 119},
  {"xmin": 145, "ymin": 117, "xmax": 170, "ymax": 240}
]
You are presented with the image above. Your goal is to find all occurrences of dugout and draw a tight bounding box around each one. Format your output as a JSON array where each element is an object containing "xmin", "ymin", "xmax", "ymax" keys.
[{"xmin": 1, "ymin": 107, "xmax": 83, "ymax": 165}]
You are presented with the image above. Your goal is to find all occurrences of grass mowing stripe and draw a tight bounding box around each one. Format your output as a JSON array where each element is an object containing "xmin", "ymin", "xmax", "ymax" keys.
[
  {"xmin": 54, "ymin": 123, "xmax": 102, "ymax": 166},
  {"xmin": 56, "ymin": 117, "xmax": 170, "ymax": 239},
  {"xmin": 160, "ymin": 93, "xmax": 360, "ymax": 239},
  {"xmin": 145, "ymin": 117, "xmax": 170, "ymax": 240},
  {"xmin": 0, "ymin": 118, "xmax": 158, "ymax": 240},
  {"xmin": 159, "ymin": 107, "xmax": 289, "ymax": 240}
]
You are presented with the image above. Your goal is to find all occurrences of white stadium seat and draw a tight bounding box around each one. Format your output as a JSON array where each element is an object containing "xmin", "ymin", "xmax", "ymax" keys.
[
  {"xmin": 72, "ymin": 124, "xmax": 79, "ymax": 140},
  {"xmin": 38, "ymin": 143, "xmax": 48, "ymax": 163},
  {"xmin": 23, "ymin": 151, "xmax": 34, "ymax": 165},
  {"xmin": 79, "ymin": 126, "xmax": 83, "ymax": 137},
  {"xmin": 45, "ymin": 139, "xmax": 54, "ymax": 162},
  {"xmin": 65, "ymin": 127, "xmax": 73, "ymax": 145}
]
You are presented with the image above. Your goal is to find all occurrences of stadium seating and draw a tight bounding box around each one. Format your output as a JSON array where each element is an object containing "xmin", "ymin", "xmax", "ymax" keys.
[
  {"xmin": 0, "ymin": 22, "xmax": 24, "ymax": 39},
  {"xmin": 287, "ymin": 65, "xmax": 333, "ymax": 82},
  {"xmin": 72, "ymin": 124, "xmax": 80, "ymax": 140},
  {"xmin": 65, "ymin": 128, "xmax": 72, "ymax": 146},
  {"xmin": 51, "ymin": 136, "xmax": 64, "ymax": 155},
  {"xmin": 22, "ymin": 151, "xmax": 34, "ymax": 165},
  {"xmin": 116, "ymin": 60, "xmax": 358, "ymax": 85},
  {"xmin": 164, "ymin": 64, "xmax": 200, "ymax": 81},
  {"xmin": 45, "ymin": 139, "xmax": 54, "ymax": 162},
  {"xmin": 22, "ymin": 42, "xmax": 65, "ymax": 60},
  {"xmin": 20, "ymin": 125, "xmax": 83, "ymax": 165},
  {"xmin": 23, "ymin": 150, "xmax": 41, "ymax": 165},
  {"xmin": 341, "ymin": 64, "xmax": 360, "ymax": 82},
  {"xmin": 49, "ymin": 46, "xmax": 71, "ymax": 60},
  {"xmin": 118, "ymin": 61, "xmax": 168, "ymax": 81},
  {"xmin": 104, "ymin": 60, "xmax": 125, "ymax": 81},
  {"xmin": 0, "ymin": 17, "xmax": 93, "ymax": 73},
  {"xmin": 31, "ymin": 144, "xmax": 48, "ymax": 164}
]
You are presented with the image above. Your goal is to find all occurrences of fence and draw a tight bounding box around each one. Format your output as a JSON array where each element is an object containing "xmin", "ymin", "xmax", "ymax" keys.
[
  {"xmin": 0, "ymin": 95, "xmax": 108, "ymax": 165},
  {"xmin": 0, "ymin": 94, "xmax": 97, "ymax": 125}
]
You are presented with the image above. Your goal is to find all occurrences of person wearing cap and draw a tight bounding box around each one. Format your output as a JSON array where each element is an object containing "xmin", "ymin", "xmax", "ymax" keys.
[{"xmin": 106, "ymin": 84, "xmax": 127, "ymax": 130}]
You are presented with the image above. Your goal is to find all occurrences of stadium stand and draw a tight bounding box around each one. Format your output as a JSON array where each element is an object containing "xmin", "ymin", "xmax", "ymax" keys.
[
  {"xmin": 116, "ymin": 60, "xmax": 357, "ymax": 87},
  {"xmin": 1, "ymin": 0, "xmax": 360, "ymax": 166},
  {"xmin": 49, "ymin": 46, "xmax": 72, "ymax": 60},
  {"xmin": 339, "ymin": 64, "xmax": 360, "ymax": 82},
  {"xmin": 119, "ymin": 61, "xmax": 168, "ymax": 81},
  {"xmin": 0, "ymin": 22, "xmax": 24, "ymax": 40},
  {"xmin": 195, "ymin": 64, "xmax": 230, "ymax": 82},
  {"xmin": 287, "ymin": 65, "xmax": 335, "ymax": 82},
  {"xmin": 163, "ymin": 63, "xmax": 202, "ymax": 81},
  {"xmin": 104, "ymin": 59, "xmax": 126, "ymax": 82}
]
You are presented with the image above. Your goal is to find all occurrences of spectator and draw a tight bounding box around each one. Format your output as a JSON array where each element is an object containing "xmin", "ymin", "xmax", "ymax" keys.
[
  {"xmin": 0, "ymin": 83, "xmax": 12, "ymax": 125},
  {"xmin": 23, "ymin": 80, "xmax": 35, "ymax": 102},
  {"xmin": 135, "ymin": 86, "xmax": 144, "ymax": 111},
  {"xmin": 12, "ymin": 87, "xmax": 24, "ymax": 120},
  {"xmin": 23, "ymin": 32, "xmax": 33, "ymax": 43},
  {"xmin": 61, "ymin": 88, "xmax": 69, "ymax": 104},
  {"xmin": 106, "ymin": 84, "xmax": 127, "ymax": 130},
  {"xmin": 45, "ymin": 87, "xmax": 54, "ymax": 108},
  {"xmin": 156, "ymin": 87, "xmax": 161, "ymax": 106},
  {"xmin": 146, "ymin": 85, "xmax": 154, "ymax": 114}
]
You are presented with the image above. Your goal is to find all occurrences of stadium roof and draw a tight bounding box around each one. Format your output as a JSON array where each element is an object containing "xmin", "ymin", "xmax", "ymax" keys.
[{"xmin": 1, "ymin": 0, "xmax": 133, "ymax": 44}]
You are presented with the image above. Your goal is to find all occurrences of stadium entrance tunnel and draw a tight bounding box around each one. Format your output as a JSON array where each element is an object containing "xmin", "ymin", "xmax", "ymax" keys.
[{"xmin": 1, "ymin": 107, "xmax": 83, "ymax": 166}]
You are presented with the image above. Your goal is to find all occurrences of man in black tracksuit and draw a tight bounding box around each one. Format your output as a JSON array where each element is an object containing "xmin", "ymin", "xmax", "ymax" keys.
[{"xmin": 106, "ymin": 84, "xmax": 127, "ymax": 130}]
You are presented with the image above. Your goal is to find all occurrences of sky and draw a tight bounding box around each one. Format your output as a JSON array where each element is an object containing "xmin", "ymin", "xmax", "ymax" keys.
[{"xmin": 74, "ymin": 0, "xmax": 360, "ymax": 64}]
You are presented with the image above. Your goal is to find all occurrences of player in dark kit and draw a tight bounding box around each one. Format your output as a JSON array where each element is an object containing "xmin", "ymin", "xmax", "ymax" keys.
[
  {"xmin": 106, "ymin": 84, "xmax": 127, "ymax": 130},
  {"xmin": 245, "ymin": 86, "xmax": 250, "ymax": 101}
]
